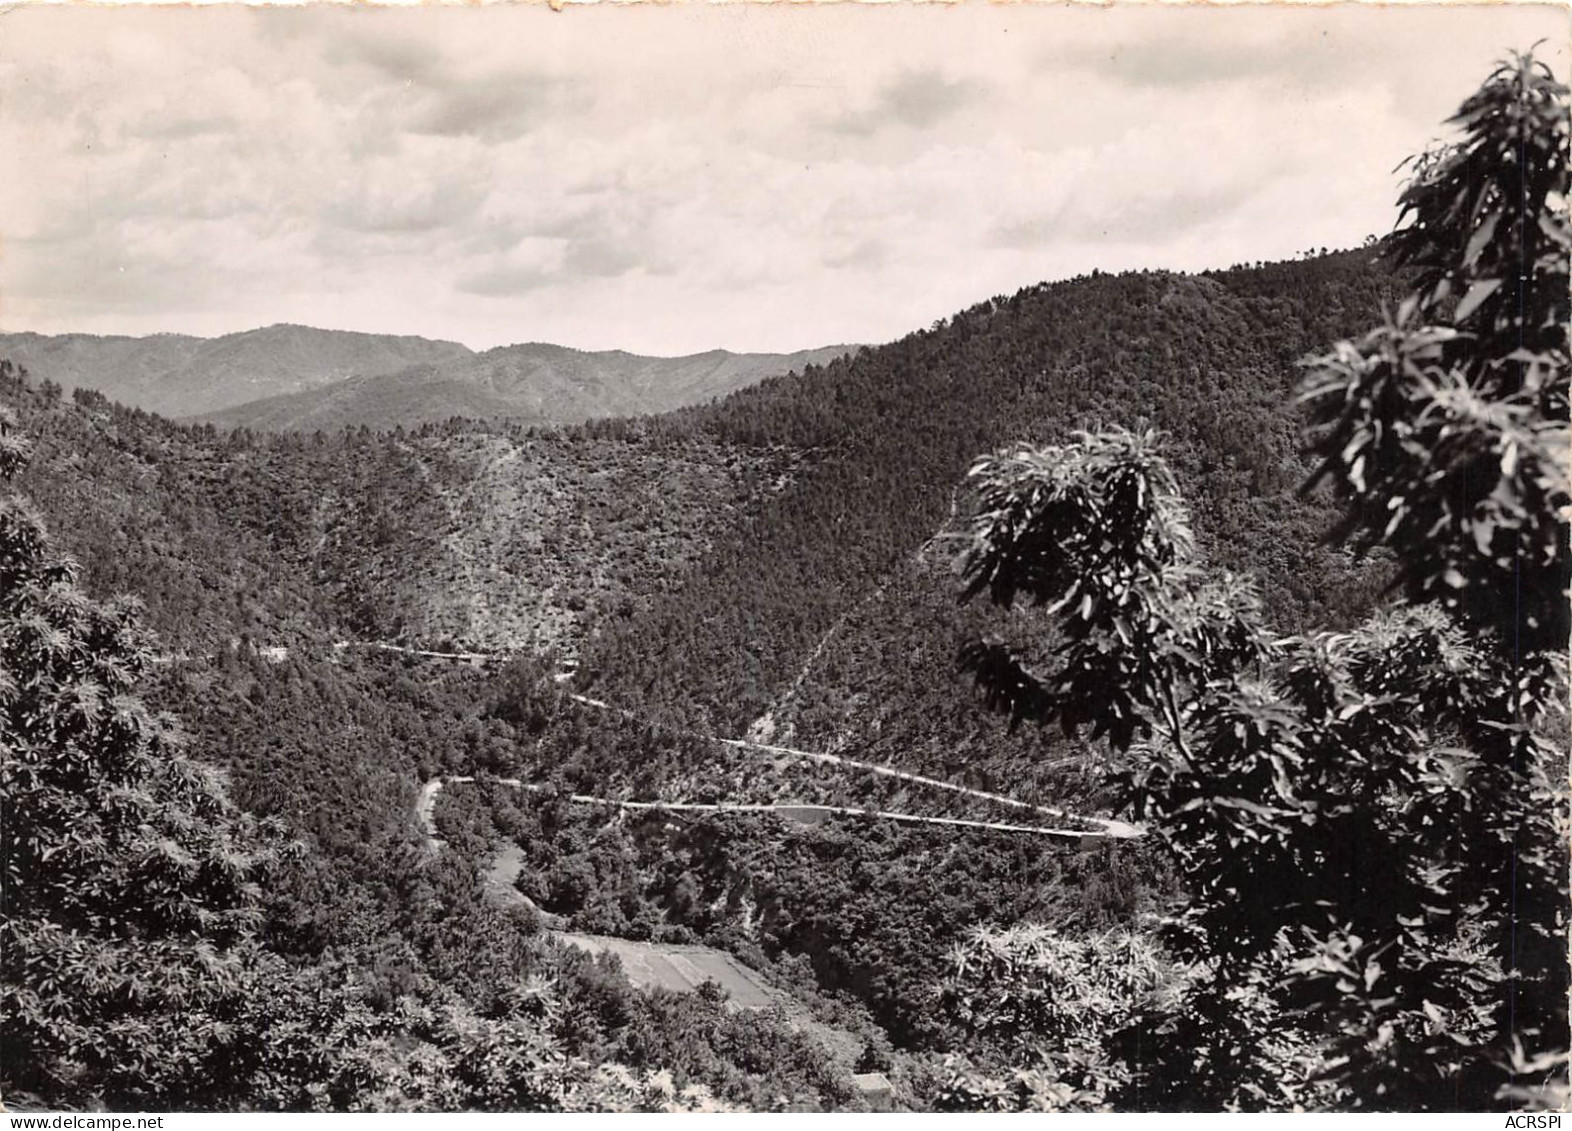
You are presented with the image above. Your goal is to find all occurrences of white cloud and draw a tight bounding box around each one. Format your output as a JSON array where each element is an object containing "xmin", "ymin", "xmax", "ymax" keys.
[{"xmin": 0, "ymin": 4, "xmax": 1565, "ymax": 354}]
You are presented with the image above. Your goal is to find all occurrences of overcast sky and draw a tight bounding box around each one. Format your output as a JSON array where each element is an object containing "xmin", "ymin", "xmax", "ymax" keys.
[{"xmin": 1, "ymin": 4, "xmax": 1566, "ymax": 355}]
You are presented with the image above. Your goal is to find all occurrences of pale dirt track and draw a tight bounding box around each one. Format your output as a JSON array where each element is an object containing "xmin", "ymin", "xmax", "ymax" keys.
[{"xmin": 344, "ymin": 616, "xmax": 1140, "ymax": 840}]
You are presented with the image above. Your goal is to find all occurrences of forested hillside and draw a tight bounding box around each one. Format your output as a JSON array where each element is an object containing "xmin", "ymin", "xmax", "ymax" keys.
[
  {"xmin": 1, "ymin": 245, "xmax": 1410, "ymax": 1113},
  {"xmin": 197, "ymin": 343, "xmax": 855, "ymax": 434},
  {"xmin": 7, "ymin": 249, "xmax": 1396, "ymax": 672},
  {"xmin": 0, "ymin": 325, "xmax": 473, "ymax": 418},
  {"xmin": 579, "ymin": 251, "xmax": 1403, "ymax": 758},
  {"xmin": 10, "ymin": 383, "xmax": 799, "ymax": 657}
]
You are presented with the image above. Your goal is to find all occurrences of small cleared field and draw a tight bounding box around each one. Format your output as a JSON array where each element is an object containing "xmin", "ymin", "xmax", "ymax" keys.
[
  {"xmin": 478, "ymin": 842, "xmax": 779, "ymax": 1012},
  {"xmin": 552, "ymin": 926, "xmax": 865, "ymax": 1067},
  {"xmin": 554, "ymin": 933, "xmax": 776, "ymax": 1008}
]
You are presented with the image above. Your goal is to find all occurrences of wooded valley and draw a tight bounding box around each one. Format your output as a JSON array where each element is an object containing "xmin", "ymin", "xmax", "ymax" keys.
[{"xmin": 3, "ymin": 49, "xmax": 1566, "ymax": 1114}]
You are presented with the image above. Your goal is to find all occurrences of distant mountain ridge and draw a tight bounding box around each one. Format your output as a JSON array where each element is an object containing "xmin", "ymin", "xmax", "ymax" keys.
[
  {"xmin": 0, "ymin": 325, "xmax": 853, "ymax": 432},
  {"xmin": 0, "ymin": 324, "xmax": 474, "ymax": 419},
  {"xmin": 194, "ymin": 341, "xmax": 858, "ymax": 433}
]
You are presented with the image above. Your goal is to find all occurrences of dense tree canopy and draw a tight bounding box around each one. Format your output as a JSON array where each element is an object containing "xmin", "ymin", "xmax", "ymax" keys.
[
  {"xmin": 0, "ymin": 387, "xmax": 897, "ymax": 1113},
  {"xmin": 1, "ymin": 392, "xmax": 281, "ymax": 1106},
  {"xmin": 955, "ymin": 50, "xmax": 1569, "ymax": 1111}
]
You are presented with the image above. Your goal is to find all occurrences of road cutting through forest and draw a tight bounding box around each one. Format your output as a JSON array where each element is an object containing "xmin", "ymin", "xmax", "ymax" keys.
[
  {"xmin": 559, "ymin": 693, "xmax": 1141, "ymax": 839},
  {"xmin": 357, "ymin": 638, "xmax": 1141, "ymax": 841},
  {"xmin": 421, "ymin": 774, "xmax": 1124, "ymax": 844}
]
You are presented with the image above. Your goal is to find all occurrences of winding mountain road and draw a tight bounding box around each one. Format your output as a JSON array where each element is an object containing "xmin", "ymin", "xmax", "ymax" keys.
[
  {"xmin": 562, "ymin": 692, "xmax": 1140, "ymax": 839},
  {"xmin": 423, "ymin": 775, "xmax": 1120, "ymax": 843},
  {"xmin": 352, "ymin": 638, "xmax": 1142, "ymax": 841}
]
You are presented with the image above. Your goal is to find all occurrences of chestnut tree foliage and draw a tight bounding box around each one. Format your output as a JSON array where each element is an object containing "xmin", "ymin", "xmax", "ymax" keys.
[
  {"xmin": 0, "ymin": 394, "xmax": 284, "ymax": 1107},
  {"xmin": 932, "ymin": 925, "xmax": 1190, "ymax": 1111},
  {"xmin": 957, "ymin": 52, "xmax": 1569, "ymax": 1110}
]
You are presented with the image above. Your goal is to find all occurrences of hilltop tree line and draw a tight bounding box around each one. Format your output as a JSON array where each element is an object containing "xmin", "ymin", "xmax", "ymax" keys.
[{"xmin": 578, "ymin": 248, "xmax": 1401, "ymax": 738}]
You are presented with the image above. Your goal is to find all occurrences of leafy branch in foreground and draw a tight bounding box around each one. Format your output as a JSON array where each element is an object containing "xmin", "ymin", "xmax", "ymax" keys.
[
  {"xmin": 0, "ymin": 397, "xmax": 286, "ymax": 1107},
  {"xmin": 953, "ymin": 50, "xmax": 1569, "ymax": 1112},
  {"xmin": 1301, "ymin": 49, "xmax": 1569, "ymax": 659}
]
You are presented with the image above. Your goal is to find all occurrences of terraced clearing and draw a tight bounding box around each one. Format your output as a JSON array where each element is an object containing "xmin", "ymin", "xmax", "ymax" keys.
[
  {"xmin": 472, "ymin": 832, "xmax": 775, "ymax": 1009},
  {"xmin": 475, "ymin": 837, "xmax": 864, "ymax": 1067},
  {"xmin": 554, "ymin": 934, "xmax": 776, "ymax": 1009}
]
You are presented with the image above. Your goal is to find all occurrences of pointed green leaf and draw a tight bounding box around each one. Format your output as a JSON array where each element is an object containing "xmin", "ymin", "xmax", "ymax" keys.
[
  {"xmin": 1464, "ymin": 210, "xmax": 1500, "ymax": 266},
  {"xmin": 1453, "ymin": 278, "xmax": 1501, "ymax": 322}
]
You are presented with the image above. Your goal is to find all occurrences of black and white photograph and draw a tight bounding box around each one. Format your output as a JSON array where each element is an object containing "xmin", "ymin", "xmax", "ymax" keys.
[{"xmin": 0, "ymin": 1, "xmax": 1567, "ymax": 1116}]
